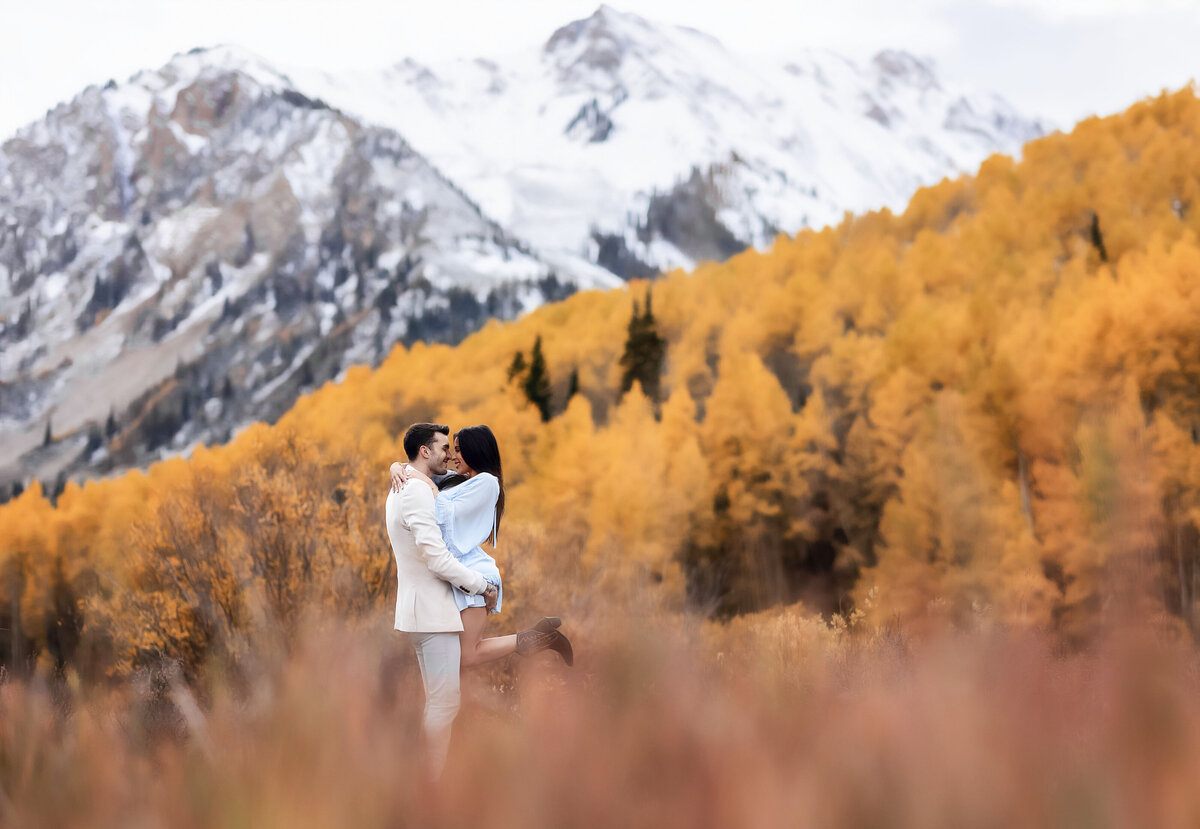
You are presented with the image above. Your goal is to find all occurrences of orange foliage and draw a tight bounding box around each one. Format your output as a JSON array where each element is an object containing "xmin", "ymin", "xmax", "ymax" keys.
[{"xmin": 6, "ymin": 87, "xmax": 1200, "ymax": 672}]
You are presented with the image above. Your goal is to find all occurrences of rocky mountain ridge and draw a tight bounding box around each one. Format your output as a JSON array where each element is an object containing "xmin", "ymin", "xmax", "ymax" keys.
[
  {"xmin": 0, "ymin": 46, "xmax": 597, "ymax": 491},
  {"xmin": 0, "ymin": 8, "xmax": 1047, "ymax": 491},
  {"xmin": 294, "ymin": 5, "xmax": 1047, "ymax": 275}
]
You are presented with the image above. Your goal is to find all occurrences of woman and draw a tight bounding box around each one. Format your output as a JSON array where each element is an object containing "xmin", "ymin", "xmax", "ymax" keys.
[{"xmin": 391, "ymin": 425, "xmax": 573, "ymax": 667}]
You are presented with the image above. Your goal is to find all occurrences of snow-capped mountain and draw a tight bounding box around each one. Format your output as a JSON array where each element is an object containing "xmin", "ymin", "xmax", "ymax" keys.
[
  {"xmin": 294, "ymin": 5, "xmax": 1046, "ymax": 275},
  {"xmin": 0, "ymin": 6, "xmax": 1046, "ymax": 490},
  {"xmin": 0, "ymin": 46, "xmax": 604, "ymax": 487}
]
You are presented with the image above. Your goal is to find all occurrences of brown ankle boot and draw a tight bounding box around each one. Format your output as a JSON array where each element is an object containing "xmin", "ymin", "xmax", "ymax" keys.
[{"xmin": 516, "ymin": 618, "xmax": 573, "ymax": 666}]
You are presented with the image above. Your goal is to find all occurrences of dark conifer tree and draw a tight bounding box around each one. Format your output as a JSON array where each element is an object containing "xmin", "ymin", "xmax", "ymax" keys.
[
  {"xmin": 507, "ymin": 351, "xmax": 527, "ymax": 383},
  {"xmin": 50, "ymin": 472, "xmax": 66, "ymax": 506},
  {"xmin": 1090, "ymin": 212, "xmax": 1109, "ymax": 263},
  {"xmin": 619, "ymin": 289, "xmax": 667, "ymax": 402},
  {"xmin": 523, "ymin": 335, "xmax": 552, "ymax": 422}
]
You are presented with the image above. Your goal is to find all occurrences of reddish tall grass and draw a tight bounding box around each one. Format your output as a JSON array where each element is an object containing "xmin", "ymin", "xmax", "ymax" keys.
[{"xmin": 2, "ymin": 601, "xmax": 1198, "ymax": 829}]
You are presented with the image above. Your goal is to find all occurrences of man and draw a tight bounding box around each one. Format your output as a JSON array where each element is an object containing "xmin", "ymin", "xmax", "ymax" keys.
[{"xmin": 385, "ymin": 422, "xmax": 499, "ymax": 778}]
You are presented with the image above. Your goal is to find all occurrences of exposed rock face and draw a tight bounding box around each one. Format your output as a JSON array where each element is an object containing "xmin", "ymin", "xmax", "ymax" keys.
[
  {"xmin": 639, "ymin": 167, "xmax": 749, "ymax": 265},
  {"xmin": 0, "ymin": 47, "xmax": 605, "ymax": 488},
  {"xmin": 565, "ymin": 99, "xmax": 616, "ymax": 143}
]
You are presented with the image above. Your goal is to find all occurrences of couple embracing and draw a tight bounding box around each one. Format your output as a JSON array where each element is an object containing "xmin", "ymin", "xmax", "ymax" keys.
[{"xmin": 384, "ymin": 422, "xmax": 573, "ymax": 777}]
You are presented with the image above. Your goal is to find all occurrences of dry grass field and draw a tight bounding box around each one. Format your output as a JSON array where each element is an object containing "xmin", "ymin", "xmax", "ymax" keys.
[{"xmin": 3, "ymin": 594, "xmax": 1198, "ymax": 829}]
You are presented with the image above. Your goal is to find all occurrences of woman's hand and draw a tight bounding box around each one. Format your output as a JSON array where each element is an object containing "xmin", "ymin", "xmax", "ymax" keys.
[
  {"xmin": 392, "ymin": 462, "xmax": 437, "ymax": 495},
  {"xmin": 483, "ymin": 583, "xmax": 499, "ymax": 612},
  {"xmin": 390, "ymin": 462, "xmax": 411, "ymax": 493}
]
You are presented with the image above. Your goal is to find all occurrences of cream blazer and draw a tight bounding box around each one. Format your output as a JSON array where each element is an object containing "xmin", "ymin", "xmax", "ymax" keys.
[{"xmin": 386, "ymin": 484, "xmax": 489, "ymax": 633}]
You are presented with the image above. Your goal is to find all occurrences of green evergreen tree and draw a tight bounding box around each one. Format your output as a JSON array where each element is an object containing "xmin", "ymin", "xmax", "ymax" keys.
[
  {"xmin": 619, "ymin": 289, "xmax": 667, "ymax": 402},
  {"xmin": 523, "ymin": 335, "xmax": 552, "ymax": 422},
  {"xmin": 50, "ymin": 472, "xmax": 66, "ymax": 506},
  {"xmin": 105, "ymin": 408, "xmax": 118, "ymax": 439},
  {"xmin": 43, "ymin": 419, "xmax": 52, "ymax": 447},
  {"xmin": 507, "ymin": 350, "xmax": 528, "ymax": 383}
]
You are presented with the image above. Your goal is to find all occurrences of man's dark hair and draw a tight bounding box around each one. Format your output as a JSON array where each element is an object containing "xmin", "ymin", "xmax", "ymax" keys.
[{"xmin": 403, "ymin": 422, "xmax": 449, "ymax": 461}]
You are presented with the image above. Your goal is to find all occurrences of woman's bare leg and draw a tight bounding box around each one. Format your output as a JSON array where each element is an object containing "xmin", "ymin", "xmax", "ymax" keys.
[{"xmin": 459, "ymin": 606, "xmax": 517, "ymax": 668}]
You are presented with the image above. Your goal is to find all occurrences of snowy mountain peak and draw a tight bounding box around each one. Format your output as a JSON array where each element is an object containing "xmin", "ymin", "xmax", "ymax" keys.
[
  {"xmin": 286, "ymin": 9, "xmax": 1045, "ymax": 280},
  {"xmin": 161, "ymin": 45, "xmax": 294, "ymax": 88},
  {"xmin": 870, "ymin": 50, "xmax": 941, "ymax": 93},
  {"xmin": 1, "ymin": 44, "xmax": 305, "ymax": 155},
  {"xmin": 115, "ymin": 44, "xmax": 301, "ymax": 115},
  {"xmin": 543, "ymin": 5, "xmax": 730, "ymax": 98},
  {"xmin": 543, "ymin": 4, "xmax": 661, "ymax": 59},
  {"xmin": 544, "ymin": 6, "xmax": 653, "ymax": 85}
]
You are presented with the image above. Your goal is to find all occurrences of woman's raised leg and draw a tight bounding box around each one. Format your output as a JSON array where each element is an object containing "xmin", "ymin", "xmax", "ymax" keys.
[{"xmin": 459, "ymin": 606, "xmax": 517, "ymax": 668}]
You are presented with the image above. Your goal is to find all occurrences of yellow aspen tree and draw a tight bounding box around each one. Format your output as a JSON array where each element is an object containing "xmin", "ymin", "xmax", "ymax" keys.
[
  {"xmin": 863, "ymin": 394, "xmax": 1015, "ymax": 628},
  {"xmin": 580, "ymin": 385, "xmax": 677, "ymax": 588},
  {"xmin": 514, "ymin": 394, "xmax": 598, "ymax": 538},
  {"xmin": 832, "ymin": 366, "xmax": 924, "ymax": 573},
  {"xmin": 698, "ymin": 350, "xmax": 797, "ymax": 610}
]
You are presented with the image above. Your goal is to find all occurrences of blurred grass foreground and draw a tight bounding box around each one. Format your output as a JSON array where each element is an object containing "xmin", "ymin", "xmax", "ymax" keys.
[{"xmin": 3, "ymin": 599, "xmax": 1200, "ymax": 828}]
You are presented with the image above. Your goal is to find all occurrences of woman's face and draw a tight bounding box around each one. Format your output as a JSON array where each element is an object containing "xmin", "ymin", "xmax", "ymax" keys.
[{"xmin": 453, "ymin": 438, "xmax": 475, "ymax": 477}]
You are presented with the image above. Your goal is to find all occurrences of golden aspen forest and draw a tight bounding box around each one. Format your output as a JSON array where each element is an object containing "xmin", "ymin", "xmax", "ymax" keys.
[{"xmin": 5, "ymin": 88, "xmax": 1200, "ymax": 827}]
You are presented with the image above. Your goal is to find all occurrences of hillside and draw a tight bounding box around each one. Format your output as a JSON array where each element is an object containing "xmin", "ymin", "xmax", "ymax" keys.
[{"xmin": 2, "ymin": 87, "xmax": 1199, "ymax": 674}]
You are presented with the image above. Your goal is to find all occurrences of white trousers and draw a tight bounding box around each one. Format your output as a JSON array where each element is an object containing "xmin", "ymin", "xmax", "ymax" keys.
[{"xmin": 409, "ymin": 631, "xmax": 462, "ymax": 777}]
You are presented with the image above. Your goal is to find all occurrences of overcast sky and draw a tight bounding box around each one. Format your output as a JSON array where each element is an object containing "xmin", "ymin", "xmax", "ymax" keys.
[{"xmin": 0, "ymin": 0, "xmax": 1196, "ymax": 139}]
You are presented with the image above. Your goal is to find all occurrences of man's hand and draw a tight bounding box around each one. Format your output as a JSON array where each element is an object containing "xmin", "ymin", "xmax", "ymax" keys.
[
  {"xmin": 483, "ymin": 583, "xmax": 499, "ymax": 612},
  {"xmin": 390, "ymin": 462, "xmax": 411, "ymax": 493}
]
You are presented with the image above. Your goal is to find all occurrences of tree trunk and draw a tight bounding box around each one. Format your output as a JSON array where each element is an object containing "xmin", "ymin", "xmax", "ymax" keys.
[{"xmin": 1017, "ymin": 446, "xmax": 1036, "ymax": 536}]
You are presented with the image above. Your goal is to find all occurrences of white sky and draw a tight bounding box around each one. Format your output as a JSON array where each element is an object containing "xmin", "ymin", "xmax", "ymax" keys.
[{"xmin": 0, "ymin": 0, "xmax": 1197, "ymax": 139}]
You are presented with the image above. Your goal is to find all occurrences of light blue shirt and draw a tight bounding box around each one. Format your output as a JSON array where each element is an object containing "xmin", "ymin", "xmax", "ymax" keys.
[{"xmin": 435, "ymin": 472, "xmax": 503, "ymax": 614}]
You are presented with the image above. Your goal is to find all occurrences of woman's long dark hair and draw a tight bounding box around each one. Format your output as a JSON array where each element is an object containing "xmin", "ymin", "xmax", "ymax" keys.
[{"xmin": 453, "ymin": 424, "xmax": 505, "ymax": 533}]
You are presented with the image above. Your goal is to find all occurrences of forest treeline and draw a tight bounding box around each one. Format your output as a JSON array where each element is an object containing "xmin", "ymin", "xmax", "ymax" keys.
[{"xmin": 4, "ymin": 87, "xmax": 1200, "ymax": 676}]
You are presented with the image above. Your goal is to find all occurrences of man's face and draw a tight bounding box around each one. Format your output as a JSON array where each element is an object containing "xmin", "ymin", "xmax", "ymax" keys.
[
  {"xmin": 425, "ymin": 433, "xmax": 452, "ymax": 475},
  {"xmin": 445, "ymin": 437, "xmax": 461, "ymax": 473}
]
